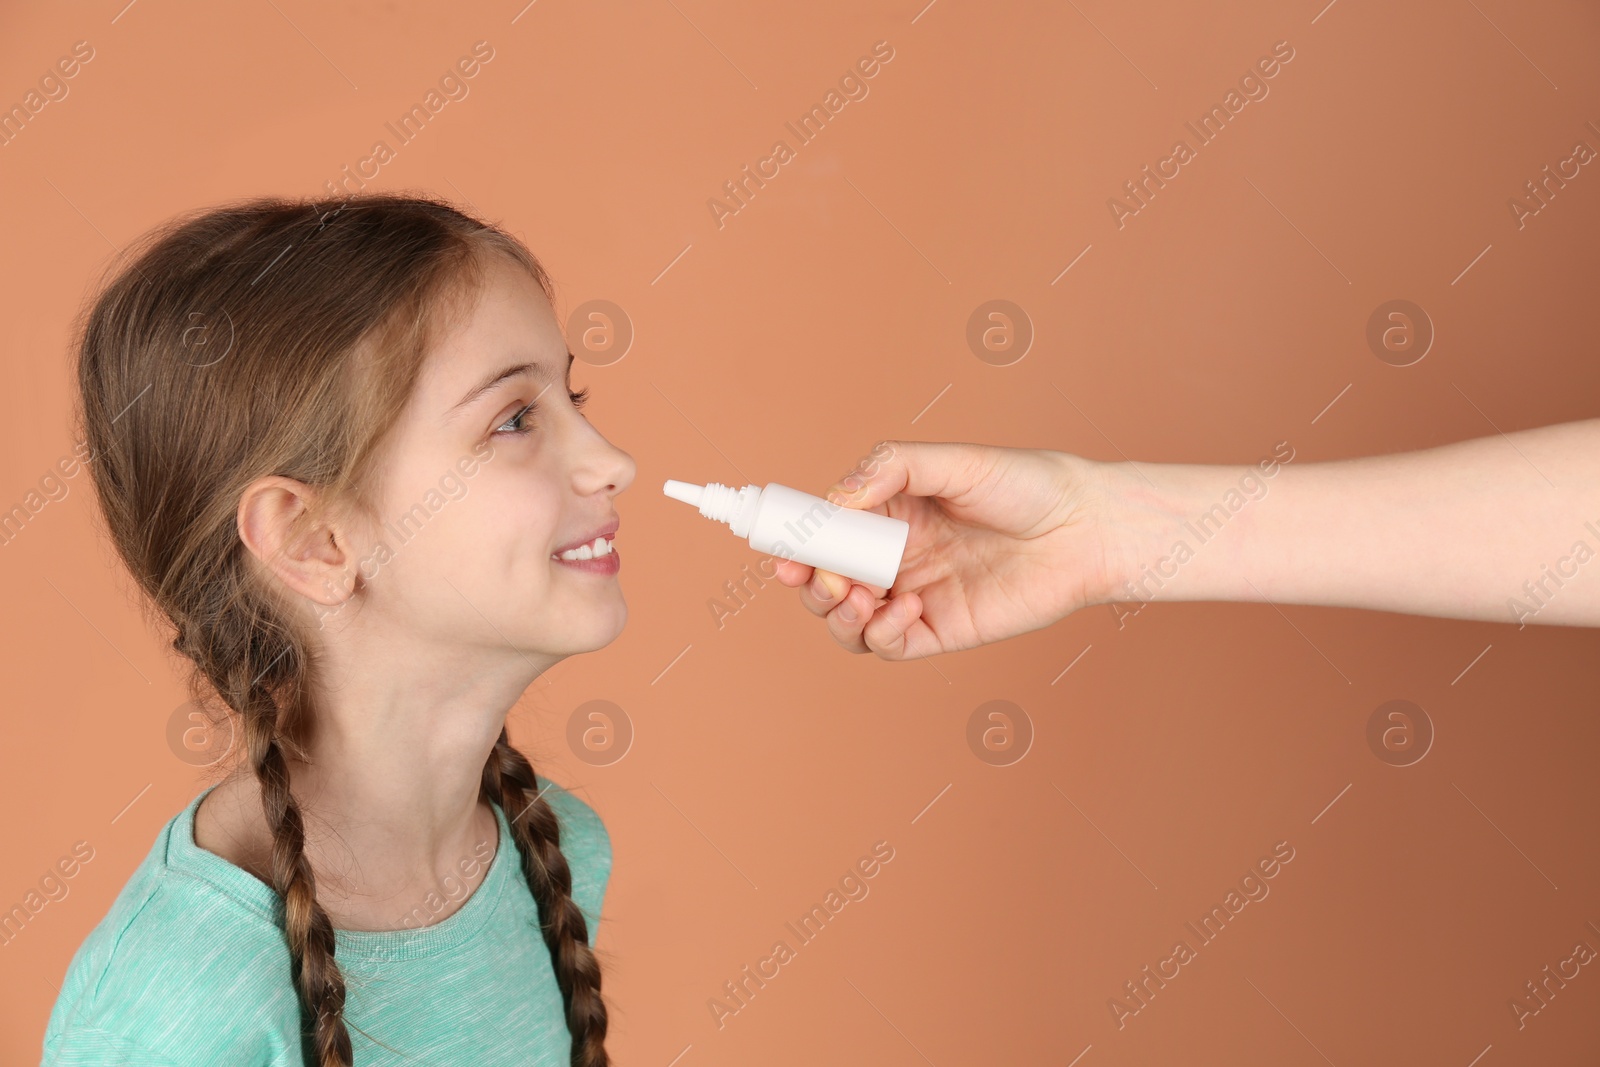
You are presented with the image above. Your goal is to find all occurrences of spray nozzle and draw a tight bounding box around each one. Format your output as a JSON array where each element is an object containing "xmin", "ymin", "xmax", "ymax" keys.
[{"xmin": 662, "ymin": 480, "xmax": 704, "ymax": 507}]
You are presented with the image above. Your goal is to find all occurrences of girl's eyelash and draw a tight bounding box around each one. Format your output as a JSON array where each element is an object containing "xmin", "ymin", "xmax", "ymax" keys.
[{"xmin": 496, "ymin": 387, "xmax": 590, "ymax": 435}]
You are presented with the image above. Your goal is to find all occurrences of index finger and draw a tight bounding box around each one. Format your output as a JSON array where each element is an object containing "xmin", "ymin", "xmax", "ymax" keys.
[{"xmin": 830, "ymin": 439, "xmax": 990, "ymax": 511}]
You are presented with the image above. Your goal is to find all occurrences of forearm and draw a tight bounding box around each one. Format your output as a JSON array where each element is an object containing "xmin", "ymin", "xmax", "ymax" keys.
[{"xmin": 1095, "ymin": 419, "xmax": 1600, "ymax": 626}]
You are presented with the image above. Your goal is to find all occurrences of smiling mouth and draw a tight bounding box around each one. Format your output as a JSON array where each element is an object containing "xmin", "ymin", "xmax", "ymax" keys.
[{"xmin": 551, "ymin": 536, "xmax": 615, "ymax": 562}]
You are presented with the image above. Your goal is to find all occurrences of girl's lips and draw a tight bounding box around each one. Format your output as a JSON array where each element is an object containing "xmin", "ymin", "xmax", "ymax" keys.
[
  {"xmin": 551, "ymin": 519, "xmax": 620, "ymax": 557},
  {"xmin": 554, "ymin": 548, "xmax": 620, "ymax": 575}
]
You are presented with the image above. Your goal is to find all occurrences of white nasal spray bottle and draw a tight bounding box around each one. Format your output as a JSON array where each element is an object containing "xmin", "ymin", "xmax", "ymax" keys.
[{"xmin": 663, "ymin": 479, "xmax": 910, "ymax": 589}]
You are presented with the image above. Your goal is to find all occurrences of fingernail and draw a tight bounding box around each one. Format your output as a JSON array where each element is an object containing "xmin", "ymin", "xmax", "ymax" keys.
[
  {"xmin": 837, "ymin": 600, "xmax": 859, "ymax": 623},
  {"xmin": 811, "ymin": 577, "xmax": 832, "ymax": 602},
  {"xmin": 828, "ymin": 477, "xmax": 862, "ymax": 505}
]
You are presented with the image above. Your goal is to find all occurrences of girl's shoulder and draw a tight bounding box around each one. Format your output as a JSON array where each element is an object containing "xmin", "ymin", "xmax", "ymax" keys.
[{"xmin": 42, "ymin": 790, "xmax": 303, "ymax": 1065}]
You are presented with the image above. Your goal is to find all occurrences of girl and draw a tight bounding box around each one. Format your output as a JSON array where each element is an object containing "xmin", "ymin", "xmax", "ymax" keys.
[{"xmin": 43, "ymin": 193, "xmax": 635, "ymax": 1066}]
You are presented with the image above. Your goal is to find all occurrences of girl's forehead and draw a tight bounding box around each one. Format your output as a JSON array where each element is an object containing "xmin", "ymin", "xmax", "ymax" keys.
[
  {"xmin": 453, "ymin": 259, "xmax": 560, "ymax": 341},
  {"xmin": 416, "ymin": 280, "xmax": 569, "ymax": 419}
]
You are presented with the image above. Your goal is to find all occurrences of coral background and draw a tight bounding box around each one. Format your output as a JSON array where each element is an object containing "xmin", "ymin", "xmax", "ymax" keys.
[{"xmin": 2, "ymin": 0, "xmax": 1598, "ymax": 1063}]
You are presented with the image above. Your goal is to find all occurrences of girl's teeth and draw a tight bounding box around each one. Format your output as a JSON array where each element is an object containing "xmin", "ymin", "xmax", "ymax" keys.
[{"xmin": 557, "ymin": 537, "xmax": 613, "ymax": 561}]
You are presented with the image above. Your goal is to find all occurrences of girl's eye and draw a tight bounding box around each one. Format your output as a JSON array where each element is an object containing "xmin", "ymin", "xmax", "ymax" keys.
[{"xmin": 495, "ymin": 387, "xmax": 591, "ymax": 436}]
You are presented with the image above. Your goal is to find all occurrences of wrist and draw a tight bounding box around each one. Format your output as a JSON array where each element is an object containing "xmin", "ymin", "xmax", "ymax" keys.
[
  {"xmin": 1087, "ymin": 458, "xmax": 1222, "ymax": 607},
  {"xmin": 1096, "ymin": 447, "xmax": 1307, "ymax": 609},
  {"xmin": 1082, "ymin": 459, "xmax": 1149, "ymax": 607}
]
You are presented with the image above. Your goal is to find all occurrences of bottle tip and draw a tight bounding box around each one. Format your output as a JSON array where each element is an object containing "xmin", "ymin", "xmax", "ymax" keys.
[{"xmin": 662, "ymin": 479, "xmax": 704, "ymax": 506}]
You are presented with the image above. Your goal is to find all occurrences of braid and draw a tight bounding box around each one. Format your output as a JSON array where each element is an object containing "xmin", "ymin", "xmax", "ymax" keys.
[
  {"xmin": 182, "ymin": 602, "xmax": 355, "ymax": 1067},
  {"xmin": 481, "ymin": 727, "xmax": 610, "ymax": 1066},
  {"xmin": 232, "ymin": 662, "xmax": 355, "ymax": 1067}
]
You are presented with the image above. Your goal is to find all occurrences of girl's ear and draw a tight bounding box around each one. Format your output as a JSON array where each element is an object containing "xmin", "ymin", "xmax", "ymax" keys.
[{"xmin": 236, "ymin": 476, "xmax": 358, "ymax": 607}]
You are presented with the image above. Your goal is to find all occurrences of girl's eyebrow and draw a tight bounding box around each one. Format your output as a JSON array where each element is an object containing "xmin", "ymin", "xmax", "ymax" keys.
[{"xmin": 446, "ymin": 351, "xmax": 575, "ymax": 419}]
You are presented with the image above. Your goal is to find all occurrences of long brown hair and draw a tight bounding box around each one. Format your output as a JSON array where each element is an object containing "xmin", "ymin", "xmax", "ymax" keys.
[{"xmin": 70, "ymin": 192, "xmax": 609, "ymax": 1066}]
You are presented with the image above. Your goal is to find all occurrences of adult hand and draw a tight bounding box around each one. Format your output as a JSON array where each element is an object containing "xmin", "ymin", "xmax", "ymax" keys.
[
  {"xmin": 772, "ymin": 440, "xmax": 1114, "ymax": 660},
  {"xmin": 777, "ymin": 421, "xmax": 1600, "ymax": 652}
]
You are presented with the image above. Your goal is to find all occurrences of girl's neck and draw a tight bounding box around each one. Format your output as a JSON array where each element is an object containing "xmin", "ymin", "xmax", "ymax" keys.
[{"xmin": 193, "ymin": 766, "xmax": 500, "ymax": 932}]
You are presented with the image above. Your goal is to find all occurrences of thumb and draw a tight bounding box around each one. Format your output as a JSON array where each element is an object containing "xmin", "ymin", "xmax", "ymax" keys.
[{"xmin": 826, "ymin": 439, "xmax": 986, "ymax": 510}]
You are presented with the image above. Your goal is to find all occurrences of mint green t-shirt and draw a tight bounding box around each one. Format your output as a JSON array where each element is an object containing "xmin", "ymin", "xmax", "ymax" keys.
[{"xmin": 41, "ymin": 778, "xmax": 612, "ymax": 1066}]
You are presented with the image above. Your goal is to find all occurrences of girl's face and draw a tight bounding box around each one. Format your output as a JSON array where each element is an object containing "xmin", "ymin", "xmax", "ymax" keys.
[{"xmin": 330, "ymin": 255, "xmax": 636, "ymax": 663}]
